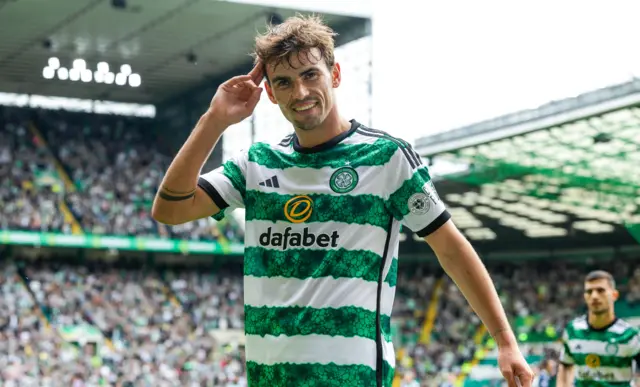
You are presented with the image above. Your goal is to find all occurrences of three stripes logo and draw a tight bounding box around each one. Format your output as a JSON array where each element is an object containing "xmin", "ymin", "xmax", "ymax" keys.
[{"xmin": 258, "ymin": 175, "xmax": 280, "ymax": 188}]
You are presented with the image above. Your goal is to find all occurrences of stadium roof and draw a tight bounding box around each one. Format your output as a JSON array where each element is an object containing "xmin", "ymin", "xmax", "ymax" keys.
[
  {"xmin": 411, "ymin": 80, "xmax": 640, "ymax": 254},
  {"xmin": 0, "ymin": 0, "xmax": 369, "ymax": 104}
]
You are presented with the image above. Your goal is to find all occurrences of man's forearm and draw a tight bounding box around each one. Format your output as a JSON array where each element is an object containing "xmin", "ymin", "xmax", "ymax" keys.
[
  {"xmin": 161, "ymin": 110, "xmax": 227, "ymax": 191},
  {"xmin": 556, "ymin": 364, "xmax": 574, "ymax": 387},
  {"xmin": 436, "ymin": 237, "xmax": 516, "ymax": 347},
  {"xmin": 151, "ymin": 111, "xmax": 228, "ymax": 225}
]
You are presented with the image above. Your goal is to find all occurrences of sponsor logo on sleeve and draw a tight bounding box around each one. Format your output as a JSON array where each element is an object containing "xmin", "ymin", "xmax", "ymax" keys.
[{"xmin": 422, "ymin": 181, "xmax": 441, "ymax": 205}]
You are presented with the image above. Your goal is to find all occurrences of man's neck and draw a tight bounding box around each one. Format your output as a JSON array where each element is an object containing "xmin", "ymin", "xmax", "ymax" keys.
[
  {"xmin": 588, "ymin": 312, "xmax": 616, "ymax": 330},
  {"xmin": 294, "ymin": 110, "xmax": 351, "ymax": 149}
]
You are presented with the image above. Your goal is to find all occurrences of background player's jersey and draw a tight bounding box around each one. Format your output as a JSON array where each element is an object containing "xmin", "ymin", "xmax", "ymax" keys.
[
  {"xmin": 199, "ymin": 119, "xmax": 450, "ymax": 387},
  {"xmin": 560, "ymin": 315, "xmax": 640, "ymax": 387}
]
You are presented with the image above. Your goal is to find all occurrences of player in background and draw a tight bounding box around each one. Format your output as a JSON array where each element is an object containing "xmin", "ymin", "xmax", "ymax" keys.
[
  {"xmin": 151, "ymin": 14, "xmax": 533, "ymax": 387},
  {"xmin": 557, "ymin": 270, "xmax": 640, "ymax": 387},
  {"xmin": 535, "ymin": 358, "xmax": 557, "ymax": 387}
]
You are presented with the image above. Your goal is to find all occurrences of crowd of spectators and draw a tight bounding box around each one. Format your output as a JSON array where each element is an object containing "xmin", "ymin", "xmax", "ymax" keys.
[
  {"xmin": 0, "ymin": 262, "xmax": 95, "ymax": 386},
  {"xmin": 11, "ymin": 260, "xmax": 246, "ymax": 386},
  {"xmin": 0, "ymin": 106, "xmax": 244, "ymax": 244},
  {"xmin": 1, "ymin": 257, "xmax": 637, "ymax": 386},
  {"xmin": 0, "ymin": 109, "xmax": 71, "ymax": 234}
]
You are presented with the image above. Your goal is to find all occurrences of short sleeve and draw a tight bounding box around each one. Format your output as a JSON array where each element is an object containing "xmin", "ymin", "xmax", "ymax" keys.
[
  {"xmin": 386, "ymin": 142, "xmax": 450, "ymax": 237},
  {"xmin": 198, "ymin": 150, "xmax": 247, "ymax": 221},
  {"xmin": 559, "ymin": 328, "xmax": 575, "ymax": 366}
]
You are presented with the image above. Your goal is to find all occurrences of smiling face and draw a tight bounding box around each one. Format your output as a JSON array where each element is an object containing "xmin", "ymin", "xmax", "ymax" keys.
[{"xmin": 263, "ymin": 48, "xmax": 341, "ymax": 131}]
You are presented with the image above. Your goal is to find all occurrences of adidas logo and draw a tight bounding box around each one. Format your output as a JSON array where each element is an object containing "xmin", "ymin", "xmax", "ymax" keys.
[{"xmin": 258, "ymin": 176, "xmax": 280, "ymax": 188}]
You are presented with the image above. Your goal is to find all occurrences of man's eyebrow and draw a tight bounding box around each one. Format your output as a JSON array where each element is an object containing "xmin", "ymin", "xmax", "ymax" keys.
[
  {"xmin": 271, "ymin": 67, "xmax": 321, "ymax": 83},
  {"xmin": 271, "ymin": 75, "xmax": 290, "ymax": 84},
  {"xmin": 299, "ymin": 67, "xmax": 320, "ymax": 76}
]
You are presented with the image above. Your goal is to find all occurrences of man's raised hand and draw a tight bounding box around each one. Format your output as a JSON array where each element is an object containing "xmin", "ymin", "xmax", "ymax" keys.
[{"xmin": 208, "ymin": 62, "xmax": 264, "ymax": 128}]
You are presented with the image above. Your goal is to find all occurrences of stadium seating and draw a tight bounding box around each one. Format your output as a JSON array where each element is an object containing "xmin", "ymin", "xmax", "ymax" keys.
[
  {"xmin": 0, "ymin": 108, "xmax": 72, "ymax": 233},
  {"xmin": 0, "ymin": 106, "xmax": 244, "ymax": 244},
  {"xmin": 0, "ymin": 253, "xmax": 638, "ymax": 386}
]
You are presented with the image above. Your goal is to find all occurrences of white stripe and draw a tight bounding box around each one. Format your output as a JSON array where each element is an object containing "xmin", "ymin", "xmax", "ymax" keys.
[
  {"xmin": 245, "ymin": 220, "xmax": 390, "ymax": 256},
  {"xmin": 573, "ymin": 318, "xmax": 589, "ymax": 330},
  {"xmin": 610, "ymin": 320, "xmax": 632, "ymax": 334},
  {"xmin": 380, "ymin": 221, "xmax": 401, "ymax": 317},
  {"xmin": 262, "ymin": 141, "xmax": 296, "ymax": 155},
  {"xmin": 382, "ymin": 334, "xmax": 396, "ymax": 369},
  {"xmin": 381, "ymin": 221, "xmax": 401, "ymax": 279},
  {"xmin": 575, "ymin": 365, "xmax": 633, "ymax": 381},
  {"xmin": 245, "ymin": 148, "xmax": 406, "ymax": 198},
  {"xmin": 569, "ymin": 339, "xmax": 638, "ymax": 357},
  {"xmin": 244, "ymin": 276, "xmax": 395, "ymax": 315},
  {"xmin": 261, "ymin": 131, "xmax": 380, "ymax": 152},
  {"xmin": 245, "ymin": 334, "xmax": 378, "ymax": 369},
  {"xmin": 341, "ymin": 131, "xmax": 379, "ymax": 146}
]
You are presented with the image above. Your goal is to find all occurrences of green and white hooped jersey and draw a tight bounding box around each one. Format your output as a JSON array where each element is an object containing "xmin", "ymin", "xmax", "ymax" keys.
[
  {"xmin": 560, "ymin": 316, "xmax": 640, "ymax": 387},
  {"xmin": 198, "ymin": 119, "xmax": 450, "ymax": 387}
]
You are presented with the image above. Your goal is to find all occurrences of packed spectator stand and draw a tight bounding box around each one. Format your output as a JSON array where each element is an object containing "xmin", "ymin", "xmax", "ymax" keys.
[
  {"xmin": 2, "ymin": 254, "xmax": 639, "ymax": 386},
  {"xmin": 0, "ymin": 106, "xmax": 244, "ymax": 243}
]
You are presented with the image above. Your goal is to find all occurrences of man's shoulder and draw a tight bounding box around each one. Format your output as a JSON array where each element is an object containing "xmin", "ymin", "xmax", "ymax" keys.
[
  {"xmin": 350, "ymin": 123, "xmax": 413, "ymax": 150},
  {"xmin": 565, "ymin": 315, "xmax": 589, "ymax": 332},
  {"xmin": 245, "ymin": 134, "xmax": 294, "ymax": 155},
  {"xmin": 350, "ymin": 124, "xmax": 424, "ymax": 169},
  {"xmin": 610, "ymin": 318, "xmax": 640, "ymax": 336}
]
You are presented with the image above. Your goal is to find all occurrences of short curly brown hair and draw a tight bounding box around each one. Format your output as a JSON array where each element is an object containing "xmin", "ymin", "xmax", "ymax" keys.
[{"xmin": 253, "ymin": 14, "xmax": 338, "ymax": 73}]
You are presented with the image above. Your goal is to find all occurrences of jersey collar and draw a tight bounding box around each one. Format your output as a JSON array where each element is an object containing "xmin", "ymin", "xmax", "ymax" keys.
[
  {"xmin": 292, "ymin": 119, "xmax": 360, "ymax": 154},
  {"xmin": 587, "ymin": 316, "xmax": 618, "ymax": 331}
]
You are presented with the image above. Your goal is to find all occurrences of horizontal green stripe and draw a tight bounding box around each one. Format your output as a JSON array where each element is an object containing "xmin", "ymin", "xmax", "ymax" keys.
[
  {"xmin": 245, "ymin": 191, "xmax": 391, "ymax": 228},
  {"xmin": 576, "ymin": 381, "xmax": 632, "ymax": 387},
  {"xmin": 221, "ymin": 160, "xmax": 246, "ymax": 199},
  {"xmin": 246, "ymin": 360, "xmax": 395, "ymax": 387},
  {"xmin": 244, "ymin": 247, "xmax": 382, "ymax": 282},
  {"xmin": 479, "ymin": 355, "xmax": 543, "ymax": 366},
  {"xmin": 248, "ymin": 139, "xmax": 398, "ymax": 170},
  {"xmin": 384, "ymin": 258, "xmax": 398, "ymax": 287},
  {"xmin": 572, "ymin": 353, "xmax": 634, "ymax": 369},
  {"xmin": 388, "ymin": 167, "xmax": 432, "ymax": 219},
  {"xmin": 245, "ymin": 305, "xmax": 391, "ymax": 342}
]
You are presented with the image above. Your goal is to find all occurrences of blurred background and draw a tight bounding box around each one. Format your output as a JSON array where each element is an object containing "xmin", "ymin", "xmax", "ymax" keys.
[{"xmin": 0, "ymin": 0, "xmax": 639, "ymax": 386}]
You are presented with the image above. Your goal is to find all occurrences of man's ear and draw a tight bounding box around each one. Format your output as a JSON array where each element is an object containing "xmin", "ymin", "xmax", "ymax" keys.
[{"xmin": 331, "ymin": 62, "xmax": 342, "ymax": 88}]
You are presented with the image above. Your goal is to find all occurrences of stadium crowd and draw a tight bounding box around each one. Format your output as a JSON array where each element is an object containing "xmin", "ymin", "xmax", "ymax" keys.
[
  {"xmin": 0, "ymin": 106, "xmax": 244, "ymax": 243},
  {"xmin": 0, "ymin": 256, "xmax": 637, "ymax": 386},
  {"xmin": 0, "ymin": 108, "xmax": 70, "ymax": 234},
  {"xmin": 2, "ymin": 260, "xmax": 246, "ymax": 386}
]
